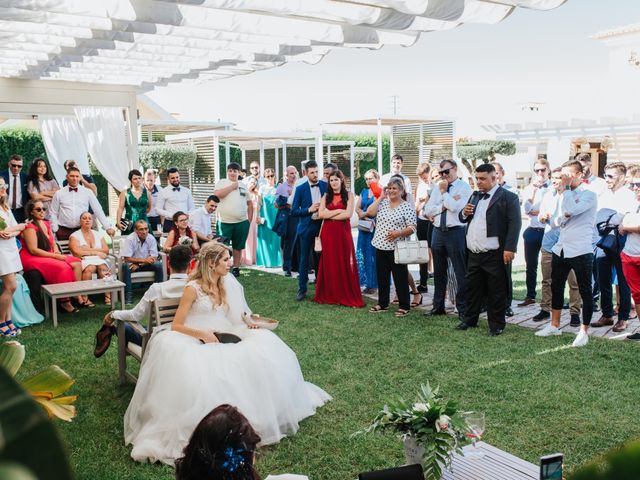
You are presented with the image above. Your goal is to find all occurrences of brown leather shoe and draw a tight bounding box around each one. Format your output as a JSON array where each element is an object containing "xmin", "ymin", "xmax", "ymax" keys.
[
  {"xmin": 517, "ymin": 298, "xmax": 536, "ymax": 307},
  {"xmin": 613, "ymin": 320, "xmax": 628, "ymax": 332},
  {"xmin": 591, "ymin": 316, "xmax": 614, "ymax": 328},
  {"xmin": 94, "ymin": 325, "xmax": 116, "ymax": 358}
]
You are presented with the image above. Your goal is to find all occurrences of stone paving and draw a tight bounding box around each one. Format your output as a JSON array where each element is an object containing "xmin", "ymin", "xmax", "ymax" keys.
[{"xmin": 250, "ymin": 266, "xmax": 640, "ymax": 342}]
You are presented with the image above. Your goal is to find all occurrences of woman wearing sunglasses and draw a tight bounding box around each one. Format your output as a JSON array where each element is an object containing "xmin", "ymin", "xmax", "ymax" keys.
[
  {"xmin": 256, "ymin": 168, "xmax": 282, "ymax": 268},
  {"xmin": 20, "ymin": 200, "xmax": 84, "ymax": 313},
  {"xmin": 0, "ymin": 177, "xmax": 27, "ymax": 336}
]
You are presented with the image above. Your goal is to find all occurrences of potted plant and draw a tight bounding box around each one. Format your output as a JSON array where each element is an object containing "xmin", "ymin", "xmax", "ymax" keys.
[{"xmin": 355, "ymin": 383, "xmax": 469, "ymax": 480}]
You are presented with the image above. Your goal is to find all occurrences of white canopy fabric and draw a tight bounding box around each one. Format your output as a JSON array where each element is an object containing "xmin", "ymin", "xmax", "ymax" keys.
[
  {"xmin": 38, "ymin": 113, "xmax": 90, "ymax": 184},
  {"xmin": 0, "ymin": 0, "xmax": 566, "ymax": 89}
]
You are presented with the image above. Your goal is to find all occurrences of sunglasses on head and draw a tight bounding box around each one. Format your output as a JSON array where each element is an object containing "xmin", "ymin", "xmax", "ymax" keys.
[
  {"xmin": 439, "ymin": 169, "xmax": 451, "ymax": 176},
  {"xmin": 34, "ymin": 207, "xmax": 47, "ymax": 212}
]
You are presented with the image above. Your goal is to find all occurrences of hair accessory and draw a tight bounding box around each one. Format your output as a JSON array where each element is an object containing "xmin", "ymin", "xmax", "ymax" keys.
[{"xmin": 221, "ymin": 446, "xmax": 245, "ymax": 472}]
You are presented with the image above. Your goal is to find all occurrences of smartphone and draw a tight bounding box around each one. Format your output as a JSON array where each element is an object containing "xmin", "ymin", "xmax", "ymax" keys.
[{"xmin": 540, "ymin": 453, "xmax": 563, "ymax": 480}]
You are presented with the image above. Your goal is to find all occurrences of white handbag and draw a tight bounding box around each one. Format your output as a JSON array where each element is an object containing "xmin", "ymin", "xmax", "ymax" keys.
[{"xmin": 394, "ymin": 235, "xmax": 429, "ymax": 265}]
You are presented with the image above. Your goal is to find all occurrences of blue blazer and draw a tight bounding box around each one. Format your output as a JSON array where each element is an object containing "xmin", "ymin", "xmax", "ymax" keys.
[
  {"xmin": 0, "ymin": 170, "xmax": 29, "ymax": 208},
  {"xmin": 291, "ymin": 180, "xmax": 327, "ymax": 236}
]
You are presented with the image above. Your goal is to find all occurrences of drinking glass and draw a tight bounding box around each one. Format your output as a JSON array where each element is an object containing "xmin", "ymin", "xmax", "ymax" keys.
[{"xmin": 463, "ymin": 412, "xmax": 485, "ymax": 459}]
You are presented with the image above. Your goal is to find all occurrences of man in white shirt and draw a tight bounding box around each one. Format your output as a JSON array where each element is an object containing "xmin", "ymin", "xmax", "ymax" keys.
[
  {"xmin": 576, "ymin": 152, "xmax": 607, "ymax": 200},
  {"xmin": 457, "ymin": 164, "xmax": 521, "ymax": 336},
  {"xmin": 94, "ymin": 245, "xmax": 192, "ymax": 357},
  {"xmin": 536, "ymin": 160, "xmax": 597, "ymax": 347},
  {"xmin": 591, "ymin": 162, "xmax": 639, "ymax": 332},
  {"xmin": 49, "ymin": 167, "xmax": 115, "ymax": 241},
  {"xmin": 423, "ymin": 159, "xmax": 472, "ymax": 318},
  {"xmin": 120, "ymin": 220, "xmax": 164, "ymax": 304},
  {"xmin": 1, "ymin": 154, "xmax": 28, "ymax": 223},
  {"xmin": 156, "ymin": 167, "xmax": 195, "ymax": 233},
  {"xmin": 380, "ymin": 154, "xmax": 413, "ymax": 205},
  {"xmin": 190, "ymin": 195, "xmax": 219, "ymax": 243}
]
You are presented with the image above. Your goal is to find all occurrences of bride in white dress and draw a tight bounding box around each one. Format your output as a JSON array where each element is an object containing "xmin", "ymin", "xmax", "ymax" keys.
[{"xmin": 124, "ymin": 242, "xmax": 331, "ymax": 465}]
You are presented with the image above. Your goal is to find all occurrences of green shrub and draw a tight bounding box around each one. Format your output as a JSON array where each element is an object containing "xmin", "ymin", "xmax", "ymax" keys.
[
  {"xmin": 138, "ymin": 143, "xmax": 197, "ymax": 171},
  {"xmin": 570, "ymin": 439, "xmax": 640, "ymax": 480},
  {"xmin": 0, "ymin": 128, "xmax": 47, "ymax": 169}
]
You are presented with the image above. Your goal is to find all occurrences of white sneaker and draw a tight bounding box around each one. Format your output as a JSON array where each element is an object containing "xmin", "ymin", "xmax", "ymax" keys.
[
  {"xmin": 572, "ymin": 330, "xmax": 589, "ymax": 347},
  {"xmin": 535, "ymin": 324, "xmax": 562, "ymax": 337}
]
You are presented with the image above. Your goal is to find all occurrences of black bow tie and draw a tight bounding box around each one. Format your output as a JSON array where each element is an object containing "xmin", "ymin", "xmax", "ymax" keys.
[
  {"xmin": 69, "ymin": 187, "xmax": 78, "ymax": 192},
  {"xmin": 172, "ymin": 187, "xmax": 181, "ymax": 192},
  {"xmin": 479, "ymin": 193, "xmax": 490, "ymax": 200},
  {"xmin": 310, "ymin": 184, "xmax": 319, "ymax": 188}
]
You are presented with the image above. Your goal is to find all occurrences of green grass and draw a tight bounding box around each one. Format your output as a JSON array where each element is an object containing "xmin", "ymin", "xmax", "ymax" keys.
[{"xmin": 10, "ymin": 269, "xmax": 640, "ymax": 479}]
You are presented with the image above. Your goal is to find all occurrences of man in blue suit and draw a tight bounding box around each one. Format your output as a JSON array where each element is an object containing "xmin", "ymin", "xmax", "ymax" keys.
[
  {"xmin": 291, "ymin": 160, "xmax": 327, "ymax": 301},
  {"xmin": 1, "ymin": 154, "xmax": 29, "ymax": 223}
]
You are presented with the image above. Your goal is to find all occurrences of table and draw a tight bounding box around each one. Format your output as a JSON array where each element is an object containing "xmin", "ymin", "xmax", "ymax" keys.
[
  {"xmin": 42, "ymin": 279, "xmax": 126, "ymax": 328},
  {"xmin": 442, "ymin": 442, "xmax": 538, "ymax": 480}
]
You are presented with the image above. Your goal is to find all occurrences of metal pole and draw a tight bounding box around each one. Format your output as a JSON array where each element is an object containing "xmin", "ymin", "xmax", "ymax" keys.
[
  {"xmin": 274, "ymin": 146, "xmax": 279, "ymax": 180},
  {"xmin": 316, "ymin": 126, "xmax": 324, "ymax": 172},
  {"xmin": 283, "ymin": 142, "xmax": 288, "ymax": 174},
  {"xmin": 349, "ymin": 142, "xmax": 355, "ymax": 192},
  {"xmin": 327, "ymin": 144, "xmax": 331, "ymax": 164},
  {"xmin": 225, "ymin": 141, "xmax": 231, "ymax": 168},
  {"xmin": 213, "ymin": 135, "xmax": 220, "ymax": 182},
  {"xmin": 377, "ymin": 118, "xmax": 383, "ymax": 174}
]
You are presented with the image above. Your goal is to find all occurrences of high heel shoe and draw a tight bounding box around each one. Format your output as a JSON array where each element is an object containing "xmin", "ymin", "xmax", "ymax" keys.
[
  {"xmin": 0, "ymin": 322, "xmax": 16, "ymax": 337},
  {"xmin": 411, "ymin": 293, "xmax": 423, "ymax": 307}
]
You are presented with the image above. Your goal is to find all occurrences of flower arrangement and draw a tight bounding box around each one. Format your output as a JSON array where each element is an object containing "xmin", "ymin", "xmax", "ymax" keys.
[
  {"xmin": 355, "ymin": 383, "xmax": 468, "ymax": 480},
  {"xmin": 179, "ymin": 235, "xmax": 193, "ymax": 247},
  {"xmin": 0, "ymin": 216, "xmax": 6, "ymax": 231}
]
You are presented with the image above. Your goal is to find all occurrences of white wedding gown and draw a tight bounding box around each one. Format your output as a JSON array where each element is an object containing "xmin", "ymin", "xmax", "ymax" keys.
[{"xmin": 124, "ymin": 276, "xmax": 331, "ymax": 465}]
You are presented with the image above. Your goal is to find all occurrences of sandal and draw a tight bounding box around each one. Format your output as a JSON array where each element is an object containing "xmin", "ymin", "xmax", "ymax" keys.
[
  {"xmin": 411, "ymin": 293, "xmax": 423, "ymax": 308},
  {"xmin": 395, "ymin": 309, "xmax": 410, "ymax": 317},
  {"xmin": 60, "ymin": 302, "xmax": 79, "ymax": 314},
  {"xmin": 0, "ymin": 322, "xmax": 16, "ymax": 337},
  {"xmin": 80, "ymin": 300, "xmax": 96, "ymax": 308},
  {"xmin": 6, "ymin": 320, "xmax": 20, "ymax": 336},
  {"xmin": 369, "ymin": 305, "xmax": 389, "ymax": 313},
  {"xmin": 105, "ymin": 293, "xmax": 111, "ymax": 306}
]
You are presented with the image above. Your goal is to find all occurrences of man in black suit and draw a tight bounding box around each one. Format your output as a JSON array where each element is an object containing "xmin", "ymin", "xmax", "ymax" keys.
[
  {"xmin": 456, "ymin": 163, "xmax": 522, "ymax": 336},
  {"xmin": 1, "ymin": 154, "xmax": 29, "ymax": 222}
]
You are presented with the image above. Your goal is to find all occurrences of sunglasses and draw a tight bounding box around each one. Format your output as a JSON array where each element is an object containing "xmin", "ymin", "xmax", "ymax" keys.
[
  {"xmin": 177, "ymin": 218, "xmax": 188, "ymax": 222},
  {"xmin": 265, "ymin": 175, "xmax": 274, "ymax": 178},
  {"xmin": 631, "ymin": 182, "xmax": 640, "ymax": 188},
  {"xmin": 534, "ymin": 168, "xmax": 547, "ymax": 173},
  {"xmin": 34, "ymin": 207, "xmax": 47, "ymax": 212},
  {"xmin": 439, "ymin": 169, "xmax": 451, "ymax": 176},
  {"xmin": 604, "ymin": 173, "xmax": 618, "ymax": 179},
  {"xmin": 9, "ymin": 163, "xmax": 22, "ymax": 168}
]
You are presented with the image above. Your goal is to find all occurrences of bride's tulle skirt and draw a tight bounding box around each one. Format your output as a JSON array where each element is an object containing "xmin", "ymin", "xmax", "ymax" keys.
[{"xmin": 124, "ymin": 327, "xmax": 331, "ymax": 465}]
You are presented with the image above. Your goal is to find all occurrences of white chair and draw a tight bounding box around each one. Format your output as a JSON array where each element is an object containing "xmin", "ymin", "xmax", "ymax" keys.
[{"xmin": 114, "ymin": 237, "xmax": 167, "ymax": 285}]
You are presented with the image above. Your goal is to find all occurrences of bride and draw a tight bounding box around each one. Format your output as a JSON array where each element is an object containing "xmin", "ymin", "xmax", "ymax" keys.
[{"xmin": 124, "ymin": 242, "xmax": 331, "ymax": 465}]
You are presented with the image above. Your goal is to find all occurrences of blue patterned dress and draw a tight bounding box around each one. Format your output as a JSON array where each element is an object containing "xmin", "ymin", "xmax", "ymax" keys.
[{"xmin": 356, "ymin": 188, "xmax": 378, "ymax": 289}]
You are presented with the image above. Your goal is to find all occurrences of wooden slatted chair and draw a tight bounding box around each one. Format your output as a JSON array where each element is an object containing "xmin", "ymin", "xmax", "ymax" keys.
[
  {"xmin": 117, "ymin": 297, "xmax": 180, "ymax": 385},
  {"xmin": 56, "ymin": 239, "xmax": 71, "ymax": 255},
  {"xmin": 114, "ymin": 237, "xmax": 167, "ymax": 286}
]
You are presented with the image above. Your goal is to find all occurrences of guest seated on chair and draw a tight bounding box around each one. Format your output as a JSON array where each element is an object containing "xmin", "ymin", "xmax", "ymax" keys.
[
  {"xmin": 94, "ymin": 245, "xmax": 192, "ymax": 357},
  {"xmin": 69, "ymin": 211, "xmax": 112, "ymax": 307},
  {"xmin": 20, "ymin": 200, "xmax": 84, "ymax": 312},
  {"xmin": 119, "ymin": 219, "xmax": 164, "ymax": 305},
  {"xmin": 189, "ymin": 195, "xmax": 219, "ymax": 243},
  {"xmin": 164, "ymin": 211, "xmax": 199, "ymax": 256}
]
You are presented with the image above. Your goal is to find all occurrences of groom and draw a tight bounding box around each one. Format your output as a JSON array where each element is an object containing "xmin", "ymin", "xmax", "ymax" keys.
[{"xmin": 291, "ymin": 160, "xmax": 327, "ymax": 301}]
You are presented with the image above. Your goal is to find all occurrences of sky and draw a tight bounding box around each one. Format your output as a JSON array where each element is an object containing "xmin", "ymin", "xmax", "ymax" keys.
[{"xmin": 147, "ymin": 0, "xmax": 640, "ymax": 139}]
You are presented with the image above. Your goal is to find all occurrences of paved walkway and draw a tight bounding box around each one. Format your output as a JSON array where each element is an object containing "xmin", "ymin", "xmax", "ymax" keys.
[{"xmin": 250, "ymin": 265, "xmax": 640, "ymax": 341}]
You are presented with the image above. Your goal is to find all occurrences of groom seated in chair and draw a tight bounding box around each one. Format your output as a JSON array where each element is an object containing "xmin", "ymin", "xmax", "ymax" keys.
[{"xmin": 94, "ymin": 245, "xmax": 193, "ymax": 357}]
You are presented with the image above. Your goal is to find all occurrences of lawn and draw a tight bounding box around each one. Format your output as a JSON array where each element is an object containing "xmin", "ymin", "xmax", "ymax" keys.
[{"xmin": 11, "ymin": 268, "xmax": 640, "ymax": 479}]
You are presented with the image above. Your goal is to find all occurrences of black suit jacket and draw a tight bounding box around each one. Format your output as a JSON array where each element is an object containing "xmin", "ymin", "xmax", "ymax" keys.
[
  {"xmin": 459, "ymin": 186, "xmax": 522, "ymax": 252},
  {"xmin": 0, "ymin": 170, "xmax": 29, "ymax": 207}
]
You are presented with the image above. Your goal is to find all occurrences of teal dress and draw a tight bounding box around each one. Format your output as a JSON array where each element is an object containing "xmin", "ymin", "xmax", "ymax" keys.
[
  {"xmin": 124, "ymin": 189, "xmax": 150, "ymax": 234},
  {"xmin": 2, "ymin": 274, "xmax": 44, "ymax": 328},
  {"xmin": 256, "ymin": 187, "xmax": 283, "ymax": 268}
]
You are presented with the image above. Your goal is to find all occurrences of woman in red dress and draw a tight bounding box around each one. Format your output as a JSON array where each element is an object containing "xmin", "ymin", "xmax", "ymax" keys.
[
  {"xmin": 314, "ymin": 170, "xmax": 365, "ymax": 308},
  {"xmin": 163, "ymin": 211, "xmax": 199, "ymax": 272},
  {"xmin": 20, "ymin": 200, "xmax": 83, "ymax": 313}
]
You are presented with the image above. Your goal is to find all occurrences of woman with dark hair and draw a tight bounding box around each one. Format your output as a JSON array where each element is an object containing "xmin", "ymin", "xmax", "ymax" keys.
[
  {"xmin": 164, "ymin": 211, "xmax": 200, "ymax": 255},
  {"xmin": 176, "ymin": 404, "xmax": 261, "ymax": 480},
  {"xmin": 314, "ymin": 170, "xmax": 364, "ymax": 307},
  {"xmin": 116, "ymin": 169, "xmax": 151, "ymax": 234},
  {"xmin": 26, "ymin": 157, "xmax": 59, "ymax": 219},
  {"xmin": 20, "ymin": 200, "xmax": 83, "ymax": 312}
]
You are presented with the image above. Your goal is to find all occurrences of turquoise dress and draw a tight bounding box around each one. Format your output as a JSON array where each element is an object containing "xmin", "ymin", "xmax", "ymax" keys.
[
  {"xmin": 2, "ymin": 274, "xmax": 44, "ymax": 328},
  {"xmin": 256, "ymin": 187, "xmax": 283, "ymax": 268}
]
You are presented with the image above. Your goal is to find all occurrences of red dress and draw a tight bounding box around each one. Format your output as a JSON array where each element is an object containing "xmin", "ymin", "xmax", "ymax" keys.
[
  {"xmin": 314, "ymin": 198, "xmax": 365, "ymax": 308},
  {"xmin": 19, "ymin": 221, "xmax": 80, "ymax": 284}
]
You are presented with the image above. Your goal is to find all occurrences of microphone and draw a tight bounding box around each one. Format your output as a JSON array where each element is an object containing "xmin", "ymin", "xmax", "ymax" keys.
[{"xmin": 469, "ymin": 191, "xmax": 481, "ymax": 209}]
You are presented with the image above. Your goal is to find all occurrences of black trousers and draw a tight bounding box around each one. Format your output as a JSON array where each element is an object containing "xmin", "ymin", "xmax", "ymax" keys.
[
  {"xmin": 551, "ymin": 252, "xmax": 593, "ymax": 326},
  {"xmin": 11, "ymin": 208, "xmax": 25, "ymax": 224},
  {"xmin": 431, "ymin": 227, "xmax": 467, "ymax": 316},
  {"xmin": 376, "ymin": 248, "xmax": 410, "ymax": 310},
  {"xmin": 162, "ymin": 219, "xmax": 174, "ymax": 233},
  {"xmin": 464, "ymin": 250, "xmax": 507, "ymax": 332},
  {"xmin": 416, "ymin": 218, "xmax": 431, "ymax": 286},
  {"xmin": 281, "ymin": 215, "xmax": 299, "ymax": 273}
]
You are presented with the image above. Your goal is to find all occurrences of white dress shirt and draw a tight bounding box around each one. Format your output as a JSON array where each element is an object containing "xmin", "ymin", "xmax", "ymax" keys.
[
  {"xmin": 8, "ymin": 173, "xmax": 23, "ymax": 209},
  {"xmin": 309, "ymin": 179, "xmax": 322, "ymax": 204},
  {"xmin": 423, "ymin": 178, "xmax": 472, "ymax": 229},
  {"xmin": 598, "ymin": 186, "xmax": 639, "ymax": 222},
  {"xmin": 156, "ymin": 185, "xmax": 195, "ymax": 219},
  {"xmin": 50, "ymin": 184, "xmax": 111, "ymax": 232},
  {"xmin": 112, "ymin": 274, "xmax": 188, "ymax": 323},
  {"xmin": 523, "ymin": 181, "xmax": 549, "ymax": 229},
  {"xmin": 415, "ymin": 180, "xmax": 431, "ymax": 221},
  {"xmin": 466, "ymin": 185, "xmax": 500, "ymax": 253},
  {"xmin": 584, "ymin": 175, "xmax": 608, "ymax": 202},
  {"xmin": 189, "ymin": 206, "xmax": 214, "ymax": 238},
  {"xmin": 552, "ymin": 185, "xmax": 597, "ymax": 258}
]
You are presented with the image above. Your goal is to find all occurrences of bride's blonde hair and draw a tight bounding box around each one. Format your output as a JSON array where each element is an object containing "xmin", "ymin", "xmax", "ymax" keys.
[{"xmin": 189, "ymin": 241, "xmax": 231, "ymax": 309}]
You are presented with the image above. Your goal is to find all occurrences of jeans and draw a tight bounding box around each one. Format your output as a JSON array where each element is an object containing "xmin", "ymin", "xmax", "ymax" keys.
[
  {"xmin": 597, "ymin": 248, "xmax": 631, "ymax": 320},
  {"xmin": 431, "ymin": 227, "xmax": 467, "ymax": 316},
  {"xmin": 122, "ymin": 261, "xmax": 164, "ymax": 302},
  {"xmin": 375, "ymin": 248, "xmax": 410, "ymax": 310},
  {"xmin": 523, "ymin": 227, "xmax": 545, "ymax": 299},
  {"xmin": 551, "ymin": 252, "xmax": 593, "ymax": 326},
  {"xmin": 416, "ymin": 218, "xmax": 431, "ymax": 286}
]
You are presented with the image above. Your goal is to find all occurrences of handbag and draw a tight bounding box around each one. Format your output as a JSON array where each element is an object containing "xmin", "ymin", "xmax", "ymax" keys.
[
  {"xmin": 596, "ymin": 210, "xmax": 626, "ymax": 255},
  {"xmin": 357, "ymin": 218, "xmax": 375, "ymax": 233},
  {"xmin": 314, "ymin": 220, "xmax": 324, "ymax": 253},
  {"xmin": 394, "ymin": 235, "xmax": 429, "ymax": 264}
]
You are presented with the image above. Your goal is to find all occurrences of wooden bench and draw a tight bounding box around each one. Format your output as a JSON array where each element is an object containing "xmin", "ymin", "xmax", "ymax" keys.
[
  {"xmin": 442, "ymin": 442, "xmax": 538, "ymax": 479},
  {"xmin": 117, "ymin": 297, "xmax": 180, "ymax": 385}
]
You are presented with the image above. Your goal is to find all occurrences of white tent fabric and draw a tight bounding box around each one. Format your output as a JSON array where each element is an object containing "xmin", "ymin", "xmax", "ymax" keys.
[
  {"xmin": 74, "ymin": 106, "xmax": 133, "ymax": 191},
  {"xmin": 0, "ymin": 0, "xmax": 567, "ymax": 88},
  {"xmin": 38, "ymin": 114, "xmax": 90, "ymax": 184}
]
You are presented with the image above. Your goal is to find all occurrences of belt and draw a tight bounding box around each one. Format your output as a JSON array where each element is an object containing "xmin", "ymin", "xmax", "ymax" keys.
[
  {"xmin": 436, "ymin": 226, "xmax": 462, "ymax": 231},
  {"xmin": 528, "ymin": 227, "xmax": 545, "ymax": 232}
]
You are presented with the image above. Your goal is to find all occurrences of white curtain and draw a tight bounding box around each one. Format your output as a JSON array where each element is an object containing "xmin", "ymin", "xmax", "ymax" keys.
[
  {"xmin": 38, "ymin": 114, "xmax": 90, "ymax": 184},
  {"xmin": 74, "ymin": 106, "xmax": 131, "ymax": 191}
]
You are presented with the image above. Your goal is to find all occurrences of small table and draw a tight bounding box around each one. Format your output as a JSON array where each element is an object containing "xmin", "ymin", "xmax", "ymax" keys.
[
  {"xmin": 442, "ymin": 442, "xmax": 538, "ymax": 479},
  {"xmin": 42, "ymin": 279, "xmax": 126, "ymax": 328}
]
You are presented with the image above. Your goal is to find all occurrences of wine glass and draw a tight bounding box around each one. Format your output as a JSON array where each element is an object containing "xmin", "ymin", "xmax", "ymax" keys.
[{"xmin": 463, "ymin": 412, "xmax": 485, "ymax": 459}]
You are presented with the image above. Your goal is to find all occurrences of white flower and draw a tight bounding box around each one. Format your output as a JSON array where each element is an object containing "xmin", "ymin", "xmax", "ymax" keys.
[
  {"xmin": 435, "ymin": 415, "xmax": 451, "ymax": 432},
  {"xmin": 179, "ymin": 235, "xmax": 193, "ymax": 246},
  {"xmin": 413, "ymin": 402, "xmax": 430, "ymax": 413}
]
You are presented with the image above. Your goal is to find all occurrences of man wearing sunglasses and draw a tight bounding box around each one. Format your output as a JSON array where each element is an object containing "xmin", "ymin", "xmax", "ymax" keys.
[
  {"xmin": 1, "ymin": 154, "xmax": 29, "ymax": 223},
  {"xmin": 518, "ymin": 157, "xmax": 551, "ymax": 307},
  {"xmin": 247, "ymin": 161, "xmax": 267, "ymax": 189},
  {"xmin": 591, "ymin": 162, "xmax": 638, "ymax": 333},
  {"xmin": 423, "ymin": 159, "xmax": 472, "ymax": 318}
]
